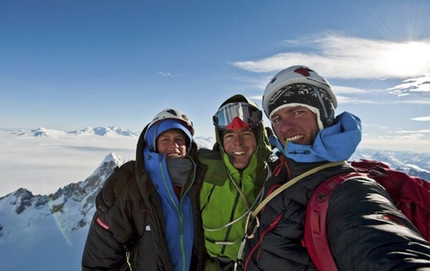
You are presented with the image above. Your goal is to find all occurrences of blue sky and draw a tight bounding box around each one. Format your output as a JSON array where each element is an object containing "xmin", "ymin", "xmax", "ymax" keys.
[{"xmin": 1, "ymin": 0, "xmax": 430, "ymax": 152}]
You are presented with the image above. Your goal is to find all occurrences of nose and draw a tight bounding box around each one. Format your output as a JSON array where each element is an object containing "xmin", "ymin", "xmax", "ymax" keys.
[
  {"xmin": 171, "ymin": 140, "xmax": 181, "ymax": 148},
  {"xmin": 276, "ymin": 118, "xmax": 294, "ymax": 135},
  {"xmin": 233, "ymin": 134, "xmax": 244, "ymax": 145}
]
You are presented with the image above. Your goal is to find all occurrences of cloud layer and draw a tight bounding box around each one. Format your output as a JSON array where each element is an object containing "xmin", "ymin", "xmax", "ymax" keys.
[{"xmin": 233, "ymin": 34, "xmax": 430, "ymax": 79}]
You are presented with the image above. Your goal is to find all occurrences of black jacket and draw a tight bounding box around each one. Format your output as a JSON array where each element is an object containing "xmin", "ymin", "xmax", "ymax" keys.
[
  {"xmin": 82, "ymin": 128, "xmax": 207, "ymax": 271},
  {"xmin": 244, "ymin": 154, "xmax": 430, "ymax": 271}
]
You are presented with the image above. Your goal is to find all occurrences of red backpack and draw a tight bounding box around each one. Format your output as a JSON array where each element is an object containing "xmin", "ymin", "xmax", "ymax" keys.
[{"xmin": 303, "ymin": 159, "xmax": 430, "ymax": 271}]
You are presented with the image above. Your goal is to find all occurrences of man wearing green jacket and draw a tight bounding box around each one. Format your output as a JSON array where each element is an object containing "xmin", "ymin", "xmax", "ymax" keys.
[{"xmin": 199, "ymin": 94, "xmax": 273, "ymax": 270}]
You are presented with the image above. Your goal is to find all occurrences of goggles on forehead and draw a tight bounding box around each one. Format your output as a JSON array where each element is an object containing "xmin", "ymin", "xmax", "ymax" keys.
[{"xmin": 213, "ymin": 102, "xmax": 262, "ymax": 130}]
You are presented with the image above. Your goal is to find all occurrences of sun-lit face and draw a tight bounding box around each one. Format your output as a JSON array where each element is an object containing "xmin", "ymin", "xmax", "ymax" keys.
[
  {"xmin": 156, "ymin": 129, "xmax": 187, "ymax": 159},
  {"xmin": 222, "ymin": 129, "xmax": 257, "ymax": 169},
  {"xmin": 270, "ymin": 106, "xmax": 319, "ymax": 147}
]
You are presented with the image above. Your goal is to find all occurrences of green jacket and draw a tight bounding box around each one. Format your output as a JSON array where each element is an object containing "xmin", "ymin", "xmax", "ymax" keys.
[{"xmin": 198, "ymin": 98, "xmax": 272, "ymax": 263}]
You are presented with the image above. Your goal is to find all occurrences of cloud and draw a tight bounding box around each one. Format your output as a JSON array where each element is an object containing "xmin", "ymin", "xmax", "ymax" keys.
[
  {"xmin": 394, "ymin": 129, "xmax": 430, "ymax": 134},
  {"xmin": 411, "ymin": 117, "xmax": 430, "ymax": 122},
  {"xmin": 232, "ymin": 34, "xmax": 430, "ymax": 79},
  {"xmin": 158, "ymin": 71, "xmax": 172, "ymax": 77},
  {"xmin": 388, "ymin": 74, "xmax": 430, "ymax": 95},
  {"xmin": 360, "ymin": 133, "xmax": 430, "ymax": 153}
]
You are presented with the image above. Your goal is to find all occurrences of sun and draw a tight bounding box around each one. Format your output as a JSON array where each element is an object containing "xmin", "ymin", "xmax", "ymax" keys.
[{"xmin": 382, "ymin": 41, "xmax": 430, "ymax": 77}]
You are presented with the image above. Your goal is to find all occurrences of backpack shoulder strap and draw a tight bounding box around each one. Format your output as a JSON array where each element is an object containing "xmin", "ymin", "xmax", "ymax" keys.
[
  {"xmin": 250, "ymin": 161, "xmax": 346, "ymax": 220},
  {"xmin": 303, "ymin": 171, "xmax": 362, "ymax": 271}
]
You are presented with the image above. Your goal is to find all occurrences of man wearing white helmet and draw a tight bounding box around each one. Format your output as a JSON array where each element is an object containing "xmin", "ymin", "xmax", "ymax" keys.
[
  {"xmin": 82, "ymin": 108, "xmax": 207, "ymax": 271},
  {"xmin": 243, "ymin": 66, "xmax": 430, "ymax": 270}
]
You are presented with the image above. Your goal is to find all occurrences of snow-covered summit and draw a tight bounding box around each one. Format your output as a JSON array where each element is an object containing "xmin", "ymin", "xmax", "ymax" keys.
[
  {"xmin": 0, "ymin": 152, "xmax": 125, "ymax": 241},
  {"xmin": 70, "ymin": 126, "xmax": 140, "ymax": 137},
  {"xmin": 17, "ymin": 126, "xmax": 140, "ymax": 138},
  {"xmin": 30, "ymin": 127, "xmax": 68, "ymax": 137}
]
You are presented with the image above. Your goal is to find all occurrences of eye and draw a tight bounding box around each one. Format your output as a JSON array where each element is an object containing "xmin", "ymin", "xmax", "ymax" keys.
[
  {"xmin": 242, "ymin": 131, "xmax": 254, "ymax": 137},
  {"xmin": 223, "ymin": 133, "xmax": 233, "ymax": 139},
  {"xmin": 293, "ymin": 108, "xmax": 307, "ymax": 116},
  {"xmin": 176, "ymin": 137, "xmax": 186, "ymax": 143},
  {"xmin": 159, "ymin": 137, "xmax": 169, "ymax": 143},
  {"xmin": 271, "ymin": 114, "xmax": 280, "ymax": 124}
]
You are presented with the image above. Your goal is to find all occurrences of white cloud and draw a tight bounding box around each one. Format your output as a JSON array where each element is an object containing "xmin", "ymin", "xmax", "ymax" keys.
[
  {"xmin": 388, "ymin": 74, "xmax": 430, "ymax": 95},
  {"xmin": 333, "ymin": 85, "xmax": 369, "ymax": 94},
  {"xmin": 360, "ymin": 134, "xmax": 430, "ymax": 153},
  {"xmin": 336, "ymin": 95, "xmax": 378, "ymax": 104},
  {"xmin": 411, "ymin": 116, "xmax": 430, "ymax": 121},
  {"xmin": 232, "ymin": 34, "xmax": 430, "ymax": 79},
  {"xmin": 158, "ymin": 71, "xmax": 172, "ymax": 77},
  {"xmin": 393, "ymin": 129, "xmax": 430, "ymax": 134}
]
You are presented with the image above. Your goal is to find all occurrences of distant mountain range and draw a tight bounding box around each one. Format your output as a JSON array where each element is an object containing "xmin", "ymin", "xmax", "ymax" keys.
[
  {"xmin": 0, "ymin": 127, "xmax": 429, "ymax": 270},
  {"xmin": 8, "ymin": 126, "xmax": 141, "ymax": 137},
  {"xmin": 3, "ymin": 126, "xmax": 217, "ymax": 149}
]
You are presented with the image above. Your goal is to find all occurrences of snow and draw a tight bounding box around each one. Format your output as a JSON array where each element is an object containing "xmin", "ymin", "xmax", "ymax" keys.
[{"xmin": 0, "ymin": 187, "xmax": 90, "ymax": 270}]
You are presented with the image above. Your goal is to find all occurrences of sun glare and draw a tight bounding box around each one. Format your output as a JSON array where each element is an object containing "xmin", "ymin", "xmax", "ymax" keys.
[{"xmin": 382, "ymin": 41, "xmax": 430, "ymax": 76}]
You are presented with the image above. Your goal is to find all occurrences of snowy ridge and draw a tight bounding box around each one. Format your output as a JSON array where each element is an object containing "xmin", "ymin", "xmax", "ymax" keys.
[
  {"xmin": 70, "ymin": 126, "xmax": 140, "ymax": 137},
  {"xmin": 0, "ymin": 153, "xmax": 124, "ymax": 242},
  {"xmin": 350, "ymin": 148, "xmax": 430, "ymax": 181},
  {"xmin": 194, "ymin": 136, "xmax": 216, "ymax": 149},
  {"xmin": 14, "ymin": 126, "xmax": 214, "ymax": 147},
  {"xmin": 12, "ymin": 126, "xmax": 140, "ymax": 138}
]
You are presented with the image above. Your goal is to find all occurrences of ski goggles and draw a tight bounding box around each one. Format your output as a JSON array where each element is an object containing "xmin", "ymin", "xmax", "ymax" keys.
[{"xmin": 213, "ymin": 102, "xmax": 262, "ymax": 130}]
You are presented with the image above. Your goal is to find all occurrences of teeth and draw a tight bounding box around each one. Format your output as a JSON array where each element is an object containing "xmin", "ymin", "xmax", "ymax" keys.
[
  {"xmin": 233, "ymin": 151, "xmax": 245, "ymax": 155},
  {"xmin": 285, "ymin": 135, "xmax": 303, "ymax": 142}
]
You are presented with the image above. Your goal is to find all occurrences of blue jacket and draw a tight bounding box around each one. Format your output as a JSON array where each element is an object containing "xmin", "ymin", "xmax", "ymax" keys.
[{"xmin": 143, "ymin": 147, "xmax": 195, "ymax": 271}]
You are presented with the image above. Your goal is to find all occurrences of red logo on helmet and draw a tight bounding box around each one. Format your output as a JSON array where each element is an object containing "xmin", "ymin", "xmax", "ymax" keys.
[{"xmin": 294, "ymin": 67, "xmax": 311, "ymax": 77}]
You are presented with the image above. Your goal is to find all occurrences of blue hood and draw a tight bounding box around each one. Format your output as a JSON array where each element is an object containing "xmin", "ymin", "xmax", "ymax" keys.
[
  {"xmin": 274, "ymin": 112, "xmax": 362, "ymax": 162},
  {"xmin": 144, "ymin": 119, "xmax": 193, "ymax": 152}
]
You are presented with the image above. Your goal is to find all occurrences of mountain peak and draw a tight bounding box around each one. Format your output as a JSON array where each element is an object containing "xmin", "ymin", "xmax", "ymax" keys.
[
  {"xmin": 17, "ymin": 127, "xmax": 140, "ymax": 138},
  {"xmin": 70, "ymin": 126, "xmax": 139, "ymax": 137}
]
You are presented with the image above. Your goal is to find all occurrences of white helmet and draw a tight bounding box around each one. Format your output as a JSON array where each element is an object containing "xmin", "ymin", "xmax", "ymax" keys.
[
  {"xmin": 144, "ymin": 108, "xmax": 194, "ymax": 152},
  {"xmin": 262, "ymin": 65, "xmax": 338, "ymax": 128},
  {"xmin": 147, "ymin": 108, "xmax": 194, "ymax": 135}
]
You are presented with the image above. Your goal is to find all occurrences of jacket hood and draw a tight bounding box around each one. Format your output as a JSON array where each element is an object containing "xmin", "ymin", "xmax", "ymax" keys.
[
  {"xmin": 135, "ymin": 122, "xmax": 199, "ymax": 176},
  {"xmin": 274, "ymin": 111, "xmax": 362, "ymax": 162}
]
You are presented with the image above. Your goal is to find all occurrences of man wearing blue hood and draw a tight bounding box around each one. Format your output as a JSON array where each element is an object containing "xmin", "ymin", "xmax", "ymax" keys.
[
  {"xmin": 243, "ymin": 66, "xmax": 430, "ymax": 270},
  {"xmin": 82, "ymin": 108, "xmax": 206, "ymax": 271}
]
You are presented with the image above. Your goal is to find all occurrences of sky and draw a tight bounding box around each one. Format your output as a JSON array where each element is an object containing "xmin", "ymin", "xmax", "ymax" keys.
[{"xmin": 1, "ymin": 0, "xmax": 430, "ymax": 153}]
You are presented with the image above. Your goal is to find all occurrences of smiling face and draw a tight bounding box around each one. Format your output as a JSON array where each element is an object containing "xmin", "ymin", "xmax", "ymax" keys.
[
  {"xmin": 156, "ymin": 129, "xmax": 188, "ymax": 159},
  {"xmin": 270, "ymin": 106, "xmax": 319, "ymax": 147},
  {"xmin": 222, "ymin": 129, "xmax": 257, "ymax": 169}
]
